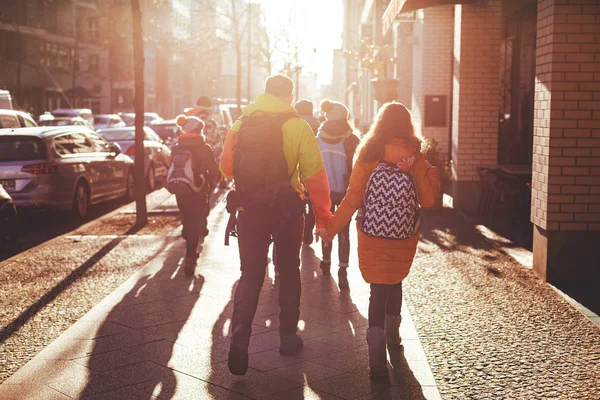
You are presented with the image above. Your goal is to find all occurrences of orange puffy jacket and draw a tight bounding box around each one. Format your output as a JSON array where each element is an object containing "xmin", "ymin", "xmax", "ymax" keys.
[{"xmin": 326, "ymin": 139, "xmax": 441, "ymax": 285}]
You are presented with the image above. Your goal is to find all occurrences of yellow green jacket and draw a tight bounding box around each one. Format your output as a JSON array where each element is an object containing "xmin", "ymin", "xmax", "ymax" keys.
[{"xmin": 220, "ymin": 93, "xmax": 332, "ymax": 227}]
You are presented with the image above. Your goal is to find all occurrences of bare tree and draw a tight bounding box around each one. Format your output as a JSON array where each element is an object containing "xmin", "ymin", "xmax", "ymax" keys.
[
  {"xmin": 252, "ymin": 11, "xmax": 285, "ymax": 76},
  {"xmin": 191, "ymin": 0, "xmax": 249, "ymax": 109},
  {"xmin": 131, "ymin": 0, "xmax": 147, "ymax": 226}
]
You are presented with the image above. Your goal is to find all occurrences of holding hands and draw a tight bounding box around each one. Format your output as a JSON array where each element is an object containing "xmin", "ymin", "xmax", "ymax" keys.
[{"xmin": 315, "ymin": 228, "xmax": 333, "ymax": 246}]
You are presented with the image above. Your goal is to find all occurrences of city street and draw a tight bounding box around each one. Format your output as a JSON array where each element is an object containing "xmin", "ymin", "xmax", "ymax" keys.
[{"xmin": 1, "ymin": 189, "xmax": 599, "ymax": 399}]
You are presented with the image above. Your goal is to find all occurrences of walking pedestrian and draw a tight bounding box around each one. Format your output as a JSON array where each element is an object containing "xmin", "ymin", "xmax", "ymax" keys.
[
  {"xmin": 220, "ymin": 74, "xmax": 332, "ymax": 376},
  {"xmin": 173, "ymin": 115, "xmax": 219, "ymax": 275},
  {"xmin": 317, "ymin": 102, "xmax": 440, "ymax": 378},
  {"xmin": 316, "ymin": 99, "xmax": 360, "ymax": 289},
  {"xmin": 295, "ymin": 99, "xmax": 320, "ymax": 135}
]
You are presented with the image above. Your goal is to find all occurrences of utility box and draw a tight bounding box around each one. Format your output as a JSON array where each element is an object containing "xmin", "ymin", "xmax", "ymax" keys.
[{"xmin": 424, "ymin": 95, "xmax": 447, "ymax": 127}]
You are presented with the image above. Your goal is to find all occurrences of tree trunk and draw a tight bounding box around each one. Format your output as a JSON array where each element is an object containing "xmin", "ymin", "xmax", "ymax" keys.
[{"xmin": 131, "ymin": 0, "xmax": 147, "ymax": 226}]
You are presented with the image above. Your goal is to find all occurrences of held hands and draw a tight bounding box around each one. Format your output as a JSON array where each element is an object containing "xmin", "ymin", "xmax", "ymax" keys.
[
  {"xmin": 397, "ymin": 156, "xmax": 415, "ymax": 172},
  {"xmin": 315, "ymin": 228, "xmax": 333, "ymax": 247}
]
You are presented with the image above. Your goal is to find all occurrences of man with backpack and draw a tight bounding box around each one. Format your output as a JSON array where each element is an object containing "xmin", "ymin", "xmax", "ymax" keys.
[
  {"xmin": 169, "ymin": 115, "xmax": 219, "ymax": 275},
  {"xmin": 220, "ymin": 74, "xmax": 332, "ymax": 375},
  {"xmin": 316, "ymin": 99, "xmax": 360, "ymax": 288}
]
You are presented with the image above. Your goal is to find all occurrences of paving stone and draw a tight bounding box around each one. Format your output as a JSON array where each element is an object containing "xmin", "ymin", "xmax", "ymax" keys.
[
  {"xmin": 264, "ymin": 385, "xmax": 344, "ymax": 399},
  {"xmin": 103, "ymin": 360, "xmax": 173, "ymax": 386},
  {"xmin": 268, "ymin": 360, "xmax": 346, "ymax": 384},
  {"xmin": 0, "ymin": 383, "xmax": 72, "ymax": 400},
  {"xmin": 248, "ymin": 349, "xmax": 303, "ymax": 372},
  {"xmin": 80, "ymin": 385, "xmax": 160, "ymax": 399},
  {"xmin": 74, "ymin": 349, "xmax": 146, "ymax": 372},
  {"xmin": 133, "ymin": 369, "xmax": 251, "ymax": 400},
  {"xmin": 309, "ymin": 370, "xmax": 378, "ymax": 399}
]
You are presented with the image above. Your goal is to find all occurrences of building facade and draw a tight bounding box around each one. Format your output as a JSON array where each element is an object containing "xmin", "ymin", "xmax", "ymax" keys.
[{"xmin": 350, "ymin": 0, "xmax": 600, "ymax": 286}]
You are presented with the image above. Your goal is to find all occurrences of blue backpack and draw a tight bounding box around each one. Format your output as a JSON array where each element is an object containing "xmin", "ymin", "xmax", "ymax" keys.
[{"xmin": 318, "ymin": 137, "xmax": 349, "ymax": 194}]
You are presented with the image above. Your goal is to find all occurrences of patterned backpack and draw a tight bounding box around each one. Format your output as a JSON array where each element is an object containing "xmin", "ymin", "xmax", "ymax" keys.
[
  {"xmin": 166, "ymin": 149, "xmax": 205, "ymax": 196},
  {"xmin": 357, "ymin": 162, "xmax": 421, "ymax": 240}
]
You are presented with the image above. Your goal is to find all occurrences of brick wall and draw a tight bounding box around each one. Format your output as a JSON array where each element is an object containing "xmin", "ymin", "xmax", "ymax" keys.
[
  {"xmin": 420, "ymin": 6, "xmax": 454, "ymax": 161},
  {"xmin": 532, "ymin": 0, "xmax": 600, "ymax": 232},
  {"xmin": 451, "ymin": 1, "xmax": 502, "ymax": 184}
]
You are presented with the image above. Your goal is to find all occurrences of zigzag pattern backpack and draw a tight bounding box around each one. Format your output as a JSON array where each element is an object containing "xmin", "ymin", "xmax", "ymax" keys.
[{"xmin": 357, "ymin": 162, "xmax": 421, "ymax": 240}]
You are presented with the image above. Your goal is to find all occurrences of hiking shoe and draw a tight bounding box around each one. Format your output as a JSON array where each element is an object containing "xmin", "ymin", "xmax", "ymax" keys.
[
  {"xmin": 228, "ymin": 344, "xmax": 249, "ymax": 375},
  {"xmin": 338, "ymin": 267, "xmax": 349, "ymax": 289},
  {"xmin": 280, "ymin": 333, "xmax": 303, "ymax": 355},
  {"xmin": 320, "ymin": 261, "xmax": 331, "ymax": 276}
]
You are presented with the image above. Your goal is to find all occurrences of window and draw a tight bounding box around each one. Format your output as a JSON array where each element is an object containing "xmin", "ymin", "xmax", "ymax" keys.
[
  {"xmin": 54, "ymin": 134, "xmax": 75, "ymax": 155},
  {"xmin": 0, "ymin": 115, "xmax": 20, "ymax": 129},
  {"xmin": 88, "ymin": 54, "xmax": 99, "ymax": 72},
  {"xmin": 0, "ymin": 136, "xmax": 47, "ymax": 161},
  {"xmin": 144, "ymin": 127, "xmax": 161, "ymax": 142},
  {"xmin": 87, "ymin": 18, "xmax": 98, "ymax": 42},
  {"xmin": 86, "ymin": 133, "xmax": 109, "ymax": 152},
  {"xmin": 70, "ymin": 133, "xmax": 95, "ymax": 153}
]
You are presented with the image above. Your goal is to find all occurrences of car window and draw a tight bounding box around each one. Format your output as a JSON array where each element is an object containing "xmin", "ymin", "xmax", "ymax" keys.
[
  {"xmin": 54, "ymin": 134, "xmax": 75, "ymax": 155},
  {"xmin": 99, "ymin": 129, "xmax": 134, "ymax": 141},
  {"xmin": 144, "ymin": 128, "xmax": 161, "ymax": 142},
  {"xmin": 71, "ymin": 133, "xmax": 95, "ymax": 154},
  {"xmin": 23, "ymin": 116, "xmax": 37, "ymax": 127},
  {"xmin": 0, "ymin": 115, "xmax": 20, "ymax": 129},
  {"xmin": 152, "ymin": 124, "xmax": 179, "ymax": 141},
  {"xmin": 86, "ymin": 133, "xmax": 110, "ymax": 152},
  {"xmin": 0, "ymin": 136, "xmax": 47, "ymax": 161}
]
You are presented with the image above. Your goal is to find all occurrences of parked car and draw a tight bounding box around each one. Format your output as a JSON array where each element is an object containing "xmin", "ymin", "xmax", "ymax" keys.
[
  {"xmin": 39, "ymin": 117, "xmax": 86, "ymax": 127},
  {"xmin": 94, "ymin": 114, "xmax": 126, "ymax": 130},
  {"xmin": 52, "ymin": 109, "xmax": 94, "ymax": 128},
  {"xmin": 0, "ymin": 126, "xmax": 135, "ymax": 219},
  {"xmin": 97, "ymin": 126, "xmax": 171, "ymax": 192},
  {"xmin": 117, "ymin": 112, "xmax": 162, "ymax": 127},
  {"xmin": 149, "ymin": 119, "xmax": 180, "ymax": 147},
  {"xmin": 0, "ymin": 183, "xmax": 17, "ymax": 249},
  {"xmin": 0, "ymin": 90, "xmax": 13, "ymax": 110},
  {"xmin": 0, "ymin": 109, "xmax": 38, "ymax": 129}
]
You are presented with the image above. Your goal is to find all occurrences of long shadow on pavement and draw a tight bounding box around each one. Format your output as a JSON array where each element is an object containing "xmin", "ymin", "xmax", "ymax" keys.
[
  {"xmin": 79, "ymin": 244, "xmax": 203, "ymax": 399},
  {"xmin": 206, "ymin": 244, "xmax": 426, "ymax": 399}
]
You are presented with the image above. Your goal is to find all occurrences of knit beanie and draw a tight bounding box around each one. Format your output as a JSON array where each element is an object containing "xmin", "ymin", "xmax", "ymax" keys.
[
  {"xmin": 176, "ymin": 115, "xmax": 205, "ymax": 134},
  {"xmin": 320, "ymin": 99, "xmax": 349, "ymax": 121}
]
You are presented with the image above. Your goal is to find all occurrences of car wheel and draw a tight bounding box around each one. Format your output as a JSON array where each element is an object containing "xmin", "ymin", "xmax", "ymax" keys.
[
  {"xmin": 125, "ymin": 169, "xmax": 135, "ymax": 201},
  {"xmin": 147, "ymin": 164, "xmax": 156, "ymax": 192},
  {"xmin": 0, "ymin": 206, "xmax": 17, "ymax": 249},
  {"xmin": 73, "ymin": 181, "xmax": 90, "ymax": 220}
]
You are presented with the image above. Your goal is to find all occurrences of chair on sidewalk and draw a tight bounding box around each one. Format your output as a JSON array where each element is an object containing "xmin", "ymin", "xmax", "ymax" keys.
[{"xmin": 477, "ymin": 167, "xmax": 529, "ymax": 220}]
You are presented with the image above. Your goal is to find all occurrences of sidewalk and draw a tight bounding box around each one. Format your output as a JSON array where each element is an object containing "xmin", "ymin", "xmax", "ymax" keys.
[{"xmin": 0, "ymin": 200, "xmax": 441, "ymax": 400}]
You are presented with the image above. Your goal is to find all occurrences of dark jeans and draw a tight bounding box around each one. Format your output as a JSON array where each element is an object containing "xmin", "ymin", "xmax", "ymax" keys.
[
  {"xmin": 368, "ymin": 282, "xmax": 403, "ymax": 328},
  {"xmin": 176, "ymin": 192, "xmax": 208, "ymax": 257},
  {"xmin": 322, "ymin": 193, "xmax": 350, "ymax": 267},
  {"xmin": 231, "ymin": 209, "xmax": 304, "ymax": 347}
]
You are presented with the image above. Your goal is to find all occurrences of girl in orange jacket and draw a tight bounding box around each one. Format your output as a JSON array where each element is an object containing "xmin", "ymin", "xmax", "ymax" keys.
[{"xmin": 319, "ymin": 102, "xmax": 441, "ymax": 378}]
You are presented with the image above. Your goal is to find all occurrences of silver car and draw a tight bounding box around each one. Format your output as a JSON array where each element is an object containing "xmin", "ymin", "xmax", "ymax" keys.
[
  {"xmin": 0, "ymin": 126, "xmax": 135, "ymax": 219},
  {"xmin": 97, "ymin": 127, "xmax": 171, "ymax": 191}
]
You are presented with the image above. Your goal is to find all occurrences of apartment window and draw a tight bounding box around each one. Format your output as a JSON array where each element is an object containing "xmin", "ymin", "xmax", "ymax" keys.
[
  {"xmin": 87, "ymin": 18, "xmax": 98, "ymax": 42},
  {"xmin": 88, "ymin": 54, "xmax": 99, "ymax": 72}
]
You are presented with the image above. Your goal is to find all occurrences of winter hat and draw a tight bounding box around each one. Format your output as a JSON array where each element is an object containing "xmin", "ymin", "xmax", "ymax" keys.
[
  {"xmin": 176, "ymin": 115, "xmax": 205, "ymax": 134},
  {"xmin": 320, "ymin": 99, "xmax": 349, "ymax": 121},
  {"xmin": 295, "ymin": 99, "xmax": 314, "ymax": 116}
]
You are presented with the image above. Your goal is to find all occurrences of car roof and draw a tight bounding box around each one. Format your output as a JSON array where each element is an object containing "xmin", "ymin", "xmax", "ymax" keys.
[
  {"xmin": 53, "ymin": 108, "xmax": 92, "ymax": 113},
  {"xmin": 0, "ymin": 109, "xmax": 31, "ymax": 117},
  {"xmin": 150, "ymin": 119, "xmax": 176, "ymax": 125},
  {"xmin": 0, "ymin": 126, "xmax": 94, "ymax": 138},
  {"xmin": 95, "ymin": 114, "xmax": 119, "ymax": 118}
]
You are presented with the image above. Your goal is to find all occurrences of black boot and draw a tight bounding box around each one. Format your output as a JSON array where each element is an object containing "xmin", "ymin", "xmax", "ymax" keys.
[
  {"xmin": 367, "ymin": 327, "xmax": 388, "ymax": 379},
  {"xmin": 338, "ymin": 267, "xmax": 349, "ymax": 289},
  {"xmin": 228, "ymin": 342, "xmax": 249, "ymax": 376},
  {"xmin": 320, "ymin": 261, "xmax": 331, "ymax": 276},
  {"xmin": 385, "ymin": 315, "xmax": 402, "ymax": 350},
  {"xmin": 280, "ymin": 333, "xmax": 303, "ymax": 355}
]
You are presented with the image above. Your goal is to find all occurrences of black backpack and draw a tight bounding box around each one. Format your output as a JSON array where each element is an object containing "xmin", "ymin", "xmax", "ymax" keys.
[{"xmin": 233, "ymin": 112, "xmax": 296, "ymax": 196}]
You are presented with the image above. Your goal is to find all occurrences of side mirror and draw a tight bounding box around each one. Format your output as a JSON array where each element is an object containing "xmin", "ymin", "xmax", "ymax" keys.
[{"xmin": 108, "ymin": 142, "xmax": 122, "ymax": 155}]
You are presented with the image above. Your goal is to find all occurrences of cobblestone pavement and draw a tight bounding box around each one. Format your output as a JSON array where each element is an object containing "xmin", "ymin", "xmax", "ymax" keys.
[
  {"xmin": 404, "ymin": 209, "xmax": 600, "ymax": 399},
  {"xmin": 0, "ymin": 200, "xmax": 440, "ymax": 399},
  {"xmin": 0, "ymin": 190, "xmax": 182, "ymax": 383}
]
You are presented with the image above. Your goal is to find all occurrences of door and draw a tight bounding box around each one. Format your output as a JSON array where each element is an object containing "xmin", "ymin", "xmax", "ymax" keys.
[
  {"xmin": 70, "ymin": 132, "xmax": 109, "ymax": 202},
  {"xmin": 87, "ymin": 132, "xmax": 126, "ymax": 198}
]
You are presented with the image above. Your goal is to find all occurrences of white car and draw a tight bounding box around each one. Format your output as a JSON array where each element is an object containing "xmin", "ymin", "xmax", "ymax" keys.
[
  {"xmin": 94, "ymin": 114, "xmax": 126, "ymax": 130},
  {"xmin": 0, "ymin": 110, "xmax": 38, "ymax": 129}
]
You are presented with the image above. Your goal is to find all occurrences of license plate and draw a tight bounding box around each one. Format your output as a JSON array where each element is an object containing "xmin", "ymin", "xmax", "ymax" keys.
[{"xmin": 0, "ymin": 180, "xmax": 15, "ymax": 191}]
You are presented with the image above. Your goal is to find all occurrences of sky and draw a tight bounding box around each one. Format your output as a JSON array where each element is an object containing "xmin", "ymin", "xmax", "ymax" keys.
[{"xmin": 255, "ymin": 0, "xmax": 344, "ymax": 85}]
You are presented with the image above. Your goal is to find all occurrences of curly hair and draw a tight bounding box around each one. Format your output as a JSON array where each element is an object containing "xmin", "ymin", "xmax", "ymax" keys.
[{"xmin": 356, "ymin": 102, "xmax": 423, "ymax": 163}]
